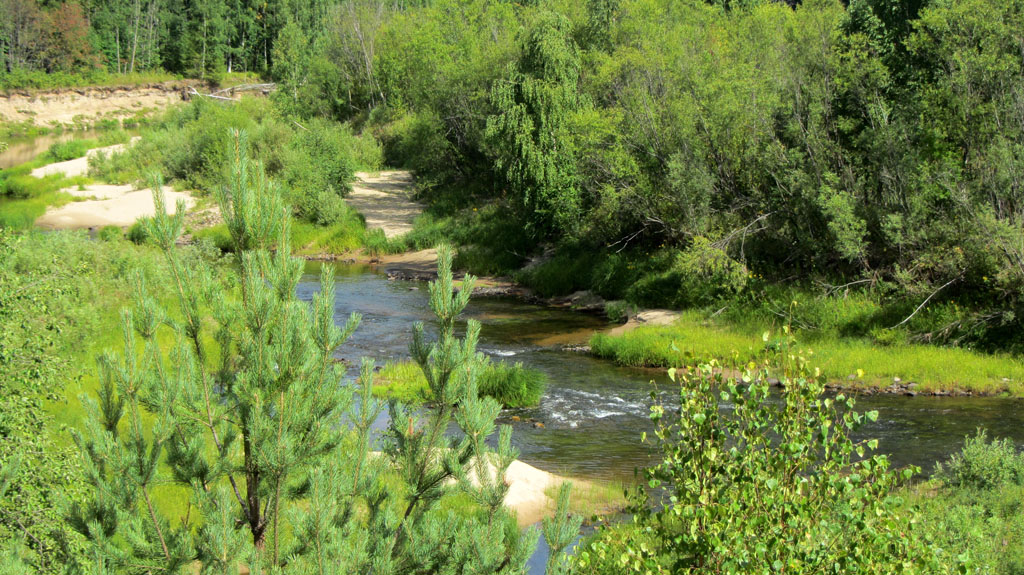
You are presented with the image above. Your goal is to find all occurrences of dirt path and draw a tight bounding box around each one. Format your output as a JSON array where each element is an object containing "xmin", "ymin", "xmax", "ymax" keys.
[
  {"xmin": 347, "ymin": 170, "xmax": 419, "ymax": 239},
  {"xmin": 0, "ymin": 83, "xmax": 190, "ymax": 127}
]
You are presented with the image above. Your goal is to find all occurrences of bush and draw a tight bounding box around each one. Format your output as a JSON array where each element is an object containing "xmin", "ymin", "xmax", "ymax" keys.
[
  {"xmin": 275, "ymin": 119, "xmax": 367, "ymax": 229},
  {"xmin": 516, "ymin": 252, "xmax": 600, "ymax": 298},
  {"xmin": 589, "ymin": 253, "xmax": 642, "ymax": 300},
  {"xmin": 627, "ymin": 238, "xmax": 747, "ymax": 309},
  {"xmin": 88, "ymin": 149, "xmax": 137, "ymax": 184},
  {"xmin": 126, "ymin": 218, "xmax": 151, "ymax": 244},
  {"xmin": 191, "ymin": 223, "xmax": 234, "ymax": 252},
  {"xmin": 914, "ymin": 434, "xmax": 1024, "ymax": 575},
  {"xmin": 96, "ymin": 225, "xmax": 122, "ymax": 241},
  {"xmin": 936, "ymin": 430, "xmax": 1024, "ymax": 490},
  {"xmin": 45, "ymin": 139, "xmax": 95, "ymax": 162},
  {"xmin": 603, "ymin": 300, "xmax": 635, "ymax": 323},
  {"xmin": 350, "ymin": 133, "xmax": 384, "ymax": 171},
  {"xmin": 380, "ymin": 110, "xmax": 456, "ymax": 179},
  {"xmin": 574, "ymin": 356, "xmax": 950, "ymax": 574}
]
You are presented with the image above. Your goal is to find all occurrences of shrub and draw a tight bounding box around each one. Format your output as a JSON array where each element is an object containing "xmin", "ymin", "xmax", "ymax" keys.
[
  {"xmin": 589, "ymin": 253, "xmax": 641, "ymax": 300},
  {"xmin": 96, "ymin": 225, "xmax": 122, "ymax": 241},
  {"xmin": 380, "ymin": 110, "xmax": 456, "ymax": 179},
  {"xmin": 126, "ymin": 218, "xmax": 151, "ymax": 244},
  {"xmin": 88, "ymin": 149, "xmax": 137, "ymax": 184},
  {"xmin": 45, "ymin": 139, "xmax": 95, "ymax": 162},
  {"xmin": 191, "ymin": 223, "xmax": 235, "ymax": 252},
  {"xmin": 282, "ymin": 119, "xmax": 357, "ymax": 214},
  {"xmin": 627, "ymin": 237, "xmax": 747, "ymax": 309},
  {"xmin": 516, "ymin": 252, "xmax": 600, "ymax": 298},
  {"xmin": 350, "ymin": 134, "xmax": 384, "ymax": 171},
  {"xmin": 574, "ymin": 357, "xmax": 950, "ymax": 574},
  {"xmin": 603, "ymin": 300, "xmax": 635, "ymax": 323},
  {"xmin": 936, "ymin": 430, "xmax": 1024, "ymax": 490}
]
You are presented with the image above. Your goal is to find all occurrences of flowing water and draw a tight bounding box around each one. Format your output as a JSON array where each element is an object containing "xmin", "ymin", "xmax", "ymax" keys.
[
  {"xmin": 300, "ymin": 262, "xmax": 1024, "ymax": 479},
  {"xmin": 298, "ymin": 262, "xmax": 1024, "ymax": 572}
]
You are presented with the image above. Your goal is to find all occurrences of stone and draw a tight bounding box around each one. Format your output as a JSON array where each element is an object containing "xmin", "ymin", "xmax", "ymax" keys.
[{"xmin": 532, "ymin": 422, "xmax": 545, "ymax": 429}]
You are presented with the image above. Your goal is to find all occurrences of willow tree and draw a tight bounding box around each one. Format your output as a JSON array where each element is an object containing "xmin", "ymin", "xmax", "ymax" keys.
[
  {"xmin": 69, "ymin": 130, "xmax": 573, "ymax": 574},
  {"xmin": 486, "ymin": 10, "xmax": 585, "ymax": 237}
]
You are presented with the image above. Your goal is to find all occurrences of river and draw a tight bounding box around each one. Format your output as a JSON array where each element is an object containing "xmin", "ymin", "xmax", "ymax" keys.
[
  {"xmin": 295, "ymin": 258, "xmax": 1023, "ymax": 573},
  {"xmin": 298, "ymin": 262, "xmax": 1024, "ymax": 483}
]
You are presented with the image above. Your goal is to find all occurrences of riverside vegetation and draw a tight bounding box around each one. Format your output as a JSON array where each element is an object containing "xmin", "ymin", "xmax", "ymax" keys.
[{"xmin": 4, "ymin": 0, "xmax": 1024, "ymax": 573}]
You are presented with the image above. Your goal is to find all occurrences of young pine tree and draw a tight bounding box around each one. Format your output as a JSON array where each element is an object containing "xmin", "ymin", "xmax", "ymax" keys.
[{"xmin": 69, "ymin": 130, "xmax": 576, "ymax": 574}]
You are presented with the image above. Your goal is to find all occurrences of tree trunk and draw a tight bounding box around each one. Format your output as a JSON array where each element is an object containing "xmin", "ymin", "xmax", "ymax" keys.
[{"xmin": 129, "ymin": 0, "xmax": 140, "ymax": 74}]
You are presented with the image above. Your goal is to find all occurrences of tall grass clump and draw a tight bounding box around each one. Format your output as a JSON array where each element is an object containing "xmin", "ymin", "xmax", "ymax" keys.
[
  {"xmin": 0, "ymin": 167, "xmax": 89, "ymax": 230},
  {"xmin": 374, "ymin": 359, "xmax": 546, "ymax": 408},
  {"xmin": 478, "ymin": 361, "xmax": 547, "ymax": 408}
]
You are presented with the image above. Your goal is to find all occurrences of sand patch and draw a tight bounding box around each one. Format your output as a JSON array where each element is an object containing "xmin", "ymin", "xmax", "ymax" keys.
[
  {"xmin": 36, "ymin": 185, "xmax": 195, "ymax": 229},
  {"xmin": 504, "ymin": 460, "xmax": 569, "ymax": 526},
  {"xmin": 455, "ymin": 457, "xmax": 590, "ymax": 527},
  {"xmin": 347, "ymin": 170, "xmax": 420, "ymax": 239},
  {"xmin": 30, "ymin": 138, "xmax": 139, "ymax": 179}
]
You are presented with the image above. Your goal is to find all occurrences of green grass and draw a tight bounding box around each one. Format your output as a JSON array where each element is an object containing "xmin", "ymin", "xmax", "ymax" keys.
[
  {"xmin": 373, "ymin": 361, "xmax": 431, "ymax": 404},
  {"xmin": 291, "ymin": 218, "xmax": 364, "ymax": 255},
  {"xmin": 0, "ymin": 190, "xmax": 75, "ymax": 229},
  {"xmin": 194, "ymin": 218, "xmax": 369, "ymax": 255},
  {"xmin": 372, "ymin": 359, "xmax": 547, "ymax": 408},
  {"xmin": 0, "ymin": 162, "xmax": 94, "ymax": 230},
  {"xmin": 906, "ymin": 433, "xmax": 1024, "ymax": 575},
  {"xmin": 10, "ymin": 232, "xmax": 228, "ymax": 522},
  {"xmin": 44, "ymin": 139, "xmax": 99, "ymax": 162},
  {"xmin": 589, "ymin": 314, "xmax": 1024, "ymax": 395}
]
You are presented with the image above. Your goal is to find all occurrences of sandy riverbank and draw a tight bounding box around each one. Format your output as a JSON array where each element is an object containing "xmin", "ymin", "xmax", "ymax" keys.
[
  {"xmin": 36, "ymin": 185, "xmax": 195, "ymax": 229},
  {"xmin": 0, "ymin": 83, "xmax": 190, "ymax": 127}
]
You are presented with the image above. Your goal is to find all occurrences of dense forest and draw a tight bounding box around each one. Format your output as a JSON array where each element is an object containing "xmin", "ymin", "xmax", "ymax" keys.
[{"xmin": 0, "ymin": 0, "xmax": 334, "ymax": 78}]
